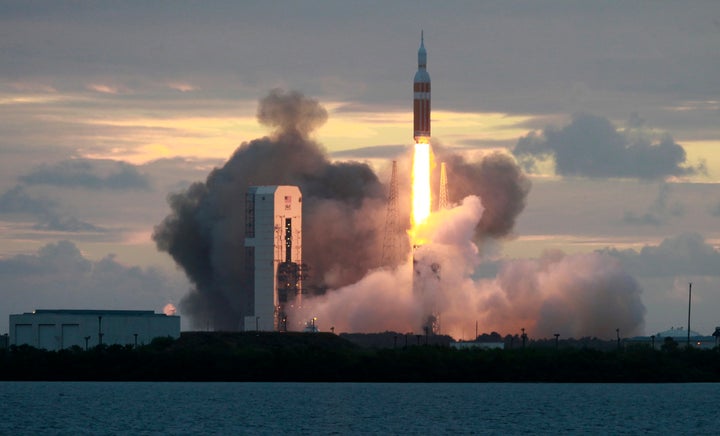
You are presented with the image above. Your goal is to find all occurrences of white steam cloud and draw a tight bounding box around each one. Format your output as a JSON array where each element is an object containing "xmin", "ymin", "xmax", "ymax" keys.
[{"xmin": 296, "ymin": 196, "xmax": 645, "ymax": 339}]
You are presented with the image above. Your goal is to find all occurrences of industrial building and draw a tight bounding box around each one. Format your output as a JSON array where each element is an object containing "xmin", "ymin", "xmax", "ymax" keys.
[
  {"xmin": 9, "ymin": 309, "xmax": 180, "ymax": 351},
  {"xmin": 243, "ymin": 185, "xmax": 304, "ymax": 332}
]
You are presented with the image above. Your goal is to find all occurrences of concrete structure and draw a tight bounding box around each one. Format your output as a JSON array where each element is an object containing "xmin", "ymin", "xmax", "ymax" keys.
[
  {"xmin": 413, "ymin": 31, "xmax": 431, "ymax": 143},
  {"xmin": 243, "ymin": 185, "xmax": 303, "ymax": 332},
  {"xmin": 9, "ymin": 309, "xmax": 180, "ymax": 351}
]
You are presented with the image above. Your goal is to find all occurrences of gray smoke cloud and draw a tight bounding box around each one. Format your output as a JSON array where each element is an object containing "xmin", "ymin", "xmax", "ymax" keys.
[
  {"xmin": 435, "ymin": 148, "xmax": 531, "ymax": 238},
  {"xmin": 513, "ymin": 113, "xmax": 699, "ymax": 179},
  {"xmin": 153, "ymin": 89, "xmax": 386, "ymax": 329}
]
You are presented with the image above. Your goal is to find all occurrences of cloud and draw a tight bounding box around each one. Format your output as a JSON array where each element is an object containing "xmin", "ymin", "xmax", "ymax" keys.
[
  {"xmin": 601, "ymin": 233, "xmax": 720, "ymax": 277},
  {"xmin": 622, "ymin": 182, "xmax": 684, "ymax": 226},
  {"xmin": 709, "ymin": 202, "xmax": 720, "ymax": 217},
  {"xmin": 19, "ymin": 159, "xmax": 150, "ymax": 190},
  {"xmin": 514, "ymin": 114, "xmax": 699, "ymax": 179},
  {"xmin": 0, "ymin": 185, "xmax": 54, "ymax": 214},
  {"xmin": 0, "ymin": 185, "xmax": 106, "ymax": 233},
  {"xmin": 0, "ymin": 240, "xmax": 186, "ymax": 333},
  {"xmin": 32, "ymin": 213, "xmax": 106, "ymax": 233},
  {"xmin": 330, "ymin": 145, "xmax": 406, "ymax": 159}
]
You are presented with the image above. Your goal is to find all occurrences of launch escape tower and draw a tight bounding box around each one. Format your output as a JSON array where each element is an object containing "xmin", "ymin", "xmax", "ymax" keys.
[{"xmin": 244, "ymin": 186, "xmax": 305, "ymax": 332}]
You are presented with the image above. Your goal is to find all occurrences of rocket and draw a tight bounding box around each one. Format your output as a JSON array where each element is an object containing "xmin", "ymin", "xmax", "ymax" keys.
[{"xmin": 413, "ymin": 31, "xmax": 431, "ymax": 143}]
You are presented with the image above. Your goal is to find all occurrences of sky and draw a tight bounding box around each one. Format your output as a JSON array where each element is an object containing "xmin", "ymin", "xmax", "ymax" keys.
[{"xmin": 1, "ymin": 1, "xmax": 719, "ymax": 337}]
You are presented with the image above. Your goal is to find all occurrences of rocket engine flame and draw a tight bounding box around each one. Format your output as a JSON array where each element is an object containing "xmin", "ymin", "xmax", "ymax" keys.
[{"xmin": 411, "ymin": 142, "xmax": 432, "ymax": 244}]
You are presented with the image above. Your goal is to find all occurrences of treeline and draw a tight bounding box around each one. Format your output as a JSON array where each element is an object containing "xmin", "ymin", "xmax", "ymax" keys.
[{"xmin": 1, "ymin": 332, "xmax": 719, "ymax": 382}]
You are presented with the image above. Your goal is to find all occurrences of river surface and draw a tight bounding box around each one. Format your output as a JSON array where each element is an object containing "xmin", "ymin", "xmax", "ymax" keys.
[{"xmin": 1, "ymin": 382, "xmax": 716, "ymax": 434}]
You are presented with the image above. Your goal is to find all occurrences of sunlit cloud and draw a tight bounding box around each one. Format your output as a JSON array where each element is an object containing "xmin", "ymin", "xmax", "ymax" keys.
[
  {"xmin": 664, "ymin": 100, "xmax": 720, "ymax": 112},
  {"xmin": 8, "ymin": 82, "xmax": 57, "ymax": 93},
  {"xmin": 86, "ymin": 84, "xmax": 126, "ymax": 94},
  {"xmin": 0, "ymin": 95, "xmax": 67, "ymax": 105},
  {"xmin": 167, "ymin": 82, "xmax": 196, "ymax": 92}
]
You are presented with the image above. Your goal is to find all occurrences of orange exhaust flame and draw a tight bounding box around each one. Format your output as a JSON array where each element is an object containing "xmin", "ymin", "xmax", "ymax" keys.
[{"xmin": 411, "ymin": 141, "xmax": 432, "ymax": 245}]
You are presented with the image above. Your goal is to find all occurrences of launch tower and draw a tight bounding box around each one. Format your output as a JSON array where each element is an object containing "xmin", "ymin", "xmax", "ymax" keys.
[{"xmin": 244, "ymin": 185, "xmax": 303, "ymax": 332}]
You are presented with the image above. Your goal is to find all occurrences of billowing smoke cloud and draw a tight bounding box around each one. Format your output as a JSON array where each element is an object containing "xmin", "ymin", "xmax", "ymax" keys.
[
  {"xmin": 490, "ymin": 251, "xmax": 645, "ymax": 338},
  {"xmin": 513, "ymin": 113, "xmax": 698, "ymax": 179},
  {"xmin": 153, "ymin": 89, "xmax": 386, "ymax": 329},
  {"xmin": 297, "ymin": 195, "xmax": 645, "ymax": 339},
  {"xmin": 436, "ymin": 149, "xmax": 531, "ymax": 238}
]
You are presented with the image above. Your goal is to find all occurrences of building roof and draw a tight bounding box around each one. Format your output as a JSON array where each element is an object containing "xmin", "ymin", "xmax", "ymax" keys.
[
  {"xmin": 26, "ymin": 309, "xmax": 168, "ymax": 317},
  {"xmin": 655, "ymin": 327, "xmax": 704, "ymax": 338}
]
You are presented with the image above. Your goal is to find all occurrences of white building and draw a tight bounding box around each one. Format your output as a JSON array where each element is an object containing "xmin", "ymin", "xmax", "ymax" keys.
[
  {"xmin": 9, "ymin": 309, "xmax": 180, "ymax": 351},
  {"xmin": 243, "ymin": 185, "xmax": 303, "ymax": 332}
]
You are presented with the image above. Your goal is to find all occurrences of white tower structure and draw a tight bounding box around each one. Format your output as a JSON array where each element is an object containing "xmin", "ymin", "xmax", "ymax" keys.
[{"xmin": 244, "ymin": 185, "xmax": 303, "ymax": 332}]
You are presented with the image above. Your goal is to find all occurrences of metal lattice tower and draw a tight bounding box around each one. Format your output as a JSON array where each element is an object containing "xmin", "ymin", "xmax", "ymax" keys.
[
  {"xmin": 438, "ymin": 162, "xmax": 449, "ymax": 210},
  {"xmin": 381, "ymin": 160, "xmax": 400, "ymax": 267}
]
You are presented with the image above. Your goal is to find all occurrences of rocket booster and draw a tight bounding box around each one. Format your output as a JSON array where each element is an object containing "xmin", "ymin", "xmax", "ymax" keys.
[{"xmin": 413, "ymin": 31, "xmax": 431, "ymax": 143}]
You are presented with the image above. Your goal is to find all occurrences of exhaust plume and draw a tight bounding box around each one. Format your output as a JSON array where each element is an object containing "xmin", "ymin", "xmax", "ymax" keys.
[{"xmin": 299, "ymin": 195, "xmax": 645, "ymax": 339}]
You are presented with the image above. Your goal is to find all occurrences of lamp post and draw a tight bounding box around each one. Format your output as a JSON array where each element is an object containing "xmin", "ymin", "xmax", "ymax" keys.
[
  {"xmin": 98, "ymin": 316, "xmax": 103, "ymax": 346},
  {"xmin": 687, "ymin": 282, "xmax": 692, "ymax": 348},
  {"xmin": 616, "ymin": 328, "xmax": 620, "ymax": 350},
  {"xmin": 554, "ymin": 333, "xmax": 560, "ymax": 350}
]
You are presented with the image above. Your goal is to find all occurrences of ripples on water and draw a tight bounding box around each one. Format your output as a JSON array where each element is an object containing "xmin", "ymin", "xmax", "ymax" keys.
[{"xmin": 0, "ymin": 382, "xmax": 716, "ymax": 434}]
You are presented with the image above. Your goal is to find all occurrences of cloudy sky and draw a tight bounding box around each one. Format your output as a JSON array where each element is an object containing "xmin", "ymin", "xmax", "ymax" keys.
[{"xmin": 1, "ymin": 1, "xmax": 719, "ymax": 336}]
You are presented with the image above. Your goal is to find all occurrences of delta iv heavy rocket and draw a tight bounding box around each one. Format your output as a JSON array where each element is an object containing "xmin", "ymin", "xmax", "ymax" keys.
[{"xmin": 413, "ymin": 31, "xmax": 431, "ymax": 143}]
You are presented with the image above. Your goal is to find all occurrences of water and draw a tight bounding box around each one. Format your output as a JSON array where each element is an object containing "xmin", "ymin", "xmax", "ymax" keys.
[{"xmin": 0, "ymin": 382, "xmax": 716, "ymax": 434}]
